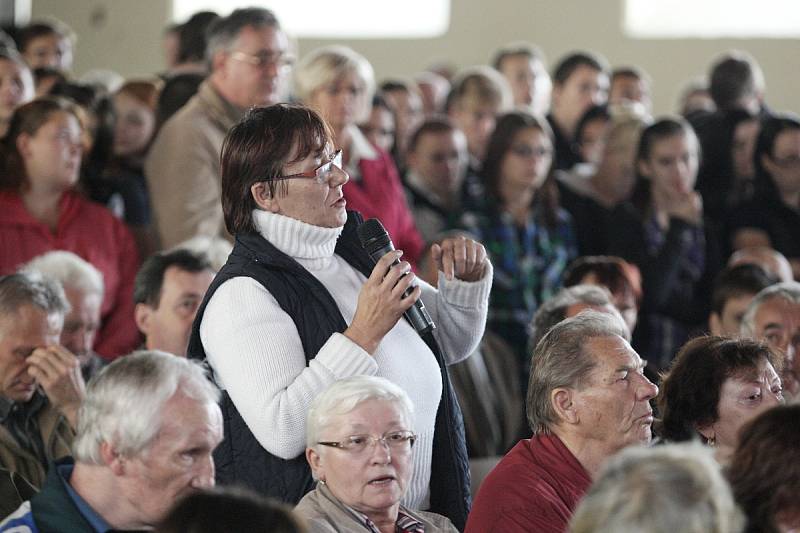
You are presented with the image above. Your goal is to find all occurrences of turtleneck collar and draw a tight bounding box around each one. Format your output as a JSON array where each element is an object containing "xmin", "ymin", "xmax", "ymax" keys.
[{"xmin": 252, "ymin": 209, "xmax": 343, "ymax": 270}]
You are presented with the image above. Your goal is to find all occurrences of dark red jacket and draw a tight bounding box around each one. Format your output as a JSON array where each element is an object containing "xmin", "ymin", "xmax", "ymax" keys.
[{"xmin": 466, "ymin": 434, "xmax": 591, "ymax": 533}]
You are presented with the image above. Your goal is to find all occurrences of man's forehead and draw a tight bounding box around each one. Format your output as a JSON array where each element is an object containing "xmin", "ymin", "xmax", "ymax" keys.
[
  {"xmin": 155, "ymin": 396, "xmax": 221, "ymax": 435},
  {"xmin": 755, "ymin": 298, "xmax": 800, "ymax": 326},
  {"xmin": 0, "ymin": 309, "xmax": 62, "ymax": 349},
  {"xmin": 587, "ymin": 335, "xmax": 641, "ymax": 367},
  {"xmin": 419, "ymin": 131, "xmax": 458, "ymax": 149},
  {"xmin": 234, "ymin": 24, "xmax": 287, "ymax": 51}
]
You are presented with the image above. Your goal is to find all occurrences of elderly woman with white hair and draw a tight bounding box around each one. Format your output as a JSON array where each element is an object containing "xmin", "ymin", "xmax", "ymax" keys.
[
  {"xmin": 296, "ymin": 376, "xmax": 457, "ymax": 533},
  {"xmin": 294, "ymin": 45, "xmax": 424, "ymax": 266}
]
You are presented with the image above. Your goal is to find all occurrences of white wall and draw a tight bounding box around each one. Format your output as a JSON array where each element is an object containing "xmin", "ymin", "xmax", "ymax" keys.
[{"xmin": 32, "ymin": 0, "xmax": 800, "ymax": 115}]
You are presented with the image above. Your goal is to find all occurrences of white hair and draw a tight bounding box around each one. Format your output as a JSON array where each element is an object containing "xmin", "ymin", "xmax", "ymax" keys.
[
  {"xmin": 172, "ymin": 236, "xmax": 230, "ymax": 273},
  {"xmin": 293, "ymin": 45, "xmax": 375, "ymax": 123},
  {"xmin": 306, "ymin": 376, "xmax": 414, "ymax": 449},
  {"xmin": 570, "ymin": 442, "xmax": 744, "ymax": 533},
  {"xmin": 23, "ymin": 250, "xmax": 104, "ymax": 298},
  {"xmin": 72, "ymin": 350, "xmax": 220, "ymax": 464},
  {"xmin": 740, "ymin": 281, "xmax": 800, "ymax": 338}
]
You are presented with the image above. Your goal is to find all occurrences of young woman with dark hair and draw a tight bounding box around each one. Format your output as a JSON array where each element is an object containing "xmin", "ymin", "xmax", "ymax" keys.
[
  {"xmin": 608, "ymin": 117, "xmax": 723, "ymax": 372},
  {"xmin": 462, "ymin": 110, "xmax": 576, "ymax": 364}
]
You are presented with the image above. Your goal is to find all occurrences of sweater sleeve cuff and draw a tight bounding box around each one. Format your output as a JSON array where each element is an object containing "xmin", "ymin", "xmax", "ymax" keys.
[
  {"xmin": 437, "ymin": 259, "xmax": 493, "ymax": 308},
  {"xmin": 313, "ymin": 332, "xmax": 378, "ymax": 378}
]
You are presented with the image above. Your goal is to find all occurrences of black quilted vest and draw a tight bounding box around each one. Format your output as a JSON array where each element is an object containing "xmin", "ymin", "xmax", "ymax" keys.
[{"xmin": 187, "ymin": 211, "xmax": 471, "ymax": 530}]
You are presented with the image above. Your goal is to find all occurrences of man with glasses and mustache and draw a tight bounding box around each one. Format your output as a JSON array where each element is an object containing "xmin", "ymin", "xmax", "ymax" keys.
[{"xmin": 146, "ymin": 7, "xmax": 292, "ymax": 249}]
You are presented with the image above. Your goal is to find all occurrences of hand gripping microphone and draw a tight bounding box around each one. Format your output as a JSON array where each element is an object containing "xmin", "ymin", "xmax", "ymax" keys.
[{"xmin": 357, "ymin": 218, "xmax": 435, "ymax": 335}]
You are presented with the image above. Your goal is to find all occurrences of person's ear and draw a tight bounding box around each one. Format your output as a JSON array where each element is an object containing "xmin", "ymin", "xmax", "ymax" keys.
[
  {"xmin": 551, "ymin": 387, "xmax": 579, "ymax": 425},
  {"xmin": 100, "ymin": 441, "xmax": 126, "ymax": 476},
  {"xmin": 551, "ymin": 82, "xmax": 563, "ymax": 107},
  {"xmin": 211, "ymin": 49, "xmax": 228, "ymax": 76},
  {"xmin": 16, "ymin": 132, "xmax": 32, "ymax": 159},
  {"xmin": 406, "ymin": 149, "xmax": 419, "ymax": 170},
  {"xmin": 134, "ymin": 303, "xmax": 152, "ymax": 336},
  {"xmin": 637, "ymin": 158, "xmax": 652, "ymax": 179},
  {"xmin": 447, "ymin": 102, "xmax": 462, "ymax": 122},
  {"xmin": 251, "ymin": 182, "xmax": 280, "ymax": 213},
  {"xmin": 306, "ymin": 447, "xmax": 325, "ymax": 482},
  {"xmin": 762, "ymin": 153, "xmax": 777, "ymax": 176},
  {"xmin": 708, "ymin": 312, "xmax": 722, "ymax": 336}
]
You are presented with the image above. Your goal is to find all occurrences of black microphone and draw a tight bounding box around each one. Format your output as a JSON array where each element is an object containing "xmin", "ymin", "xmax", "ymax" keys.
[{"xmin": 357, "ymin": 218, "xmax": 435, "ymax": 335}]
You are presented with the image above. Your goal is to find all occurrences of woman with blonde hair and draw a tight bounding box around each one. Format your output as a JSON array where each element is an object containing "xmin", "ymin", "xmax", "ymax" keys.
[{"xmin": 294, "ymin": 46, "xmax": 423, "ymax": 266}]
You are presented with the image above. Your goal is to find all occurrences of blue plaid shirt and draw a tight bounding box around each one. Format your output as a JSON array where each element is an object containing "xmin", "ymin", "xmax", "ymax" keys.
[{"xmin": 462, "ymin": 204, "xmax": 577, "ymax": 358}]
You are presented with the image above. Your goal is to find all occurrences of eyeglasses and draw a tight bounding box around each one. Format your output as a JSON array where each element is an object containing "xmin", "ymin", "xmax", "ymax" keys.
[
  {"xmin": 770, "ymin": 154, "xmax": 800, "ymax": 168},
  {"xmin": 509, "ymin": 145, "xmax": 552, "ymax": 159},
  {"xmin": 274, "ymin": 150, "xmax": 343, "ymax": 185},
  {"xmin": 317, "ymin": 430, "xmax": 416, "ymax": 454},
  {"xmin": 230, "ymin": 50, "xmax": 294, "ymax": 70}
]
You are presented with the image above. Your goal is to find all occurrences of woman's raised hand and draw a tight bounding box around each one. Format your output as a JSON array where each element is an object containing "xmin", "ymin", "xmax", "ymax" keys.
[{"xmin": 431, "ymin": 235, "xmax": 488, "ymax": 282}]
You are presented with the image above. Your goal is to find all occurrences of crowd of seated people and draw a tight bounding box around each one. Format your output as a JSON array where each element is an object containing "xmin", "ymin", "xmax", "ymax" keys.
[{"xmin": 1, "ymin": 5, "xmax": 800, "ymax": 532}]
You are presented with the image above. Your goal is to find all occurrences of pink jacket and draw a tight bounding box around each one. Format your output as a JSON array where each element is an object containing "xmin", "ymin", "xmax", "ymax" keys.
[{"xmin": 0, "ymin": 190, "xmax": 141, "ymax": 359}]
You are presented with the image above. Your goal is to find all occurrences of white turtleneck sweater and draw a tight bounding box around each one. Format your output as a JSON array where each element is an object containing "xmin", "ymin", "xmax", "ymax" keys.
[{"xmin": 200, "ymin": 210, "xmax": 492, "ymax": 510}]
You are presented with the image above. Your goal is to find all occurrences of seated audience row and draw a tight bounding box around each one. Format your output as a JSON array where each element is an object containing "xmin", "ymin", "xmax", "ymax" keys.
[{"xmin": 2, "ymin": 6, "xmax": 800, "ymax": 532}]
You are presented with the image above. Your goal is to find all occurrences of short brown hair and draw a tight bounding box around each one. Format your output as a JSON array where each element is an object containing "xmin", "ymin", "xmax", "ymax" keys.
[
  {"xmin": 657, "ymin": 336, "xmax": 775, "ymax": 443},
  {"xmin": 116, "ymin": 79, "xmax": 162, "ymax": 111},
  {"xmin": 407, "ymin": 115, "xmax": 455, "ymax": 153},
  {"xmin": 729, "ymin": 405, "xmax": 800, "ymax": 533},
  {"xmin": 492, "ymin": 41, "xmax": 546, "ymax": 71},
  {"xmin": 564, "ymin": 255, "xmax": 642, "ymax": 309},
  {"xmin": 220, "ymin": 104, "xmax": 331, "ymax": 234}
]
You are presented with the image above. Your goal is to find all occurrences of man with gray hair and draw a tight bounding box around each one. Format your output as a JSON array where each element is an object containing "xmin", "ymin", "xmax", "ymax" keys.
[
  {"xmin": 0, "ymin": 273, "xmax": 85, "ymax": 516},
  {"xmin": 146, "ymin": 7, "xmax": 291, "ymax": 248},
  {"xmin": 740, "ymin": 281, "xmax": 800, "ymax": 400},
  {"xmin": 466, "ymin": 310, "xmax": 658, "ymax": 533},
  {"xmin": 1, "ymin": 350, "xmax": 222, "ymax": 531},
  {"xmin": 23, "ymin": 251, "xmax": 107, "ymax": 381}
]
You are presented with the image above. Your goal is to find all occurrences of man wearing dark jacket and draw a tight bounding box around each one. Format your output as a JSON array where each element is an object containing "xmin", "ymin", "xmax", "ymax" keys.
[{"xmin": 0, "ymin": 351, "xmax": 222, "ymax": 532}]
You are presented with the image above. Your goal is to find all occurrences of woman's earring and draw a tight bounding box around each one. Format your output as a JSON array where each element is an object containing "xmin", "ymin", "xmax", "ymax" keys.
[{"xmin": 707, "ymin": 435, "xmax": 716, "ymax": 447}]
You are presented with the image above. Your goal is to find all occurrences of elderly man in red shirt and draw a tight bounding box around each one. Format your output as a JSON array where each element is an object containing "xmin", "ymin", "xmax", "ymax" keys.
[{"xmin": 466, "ymin": 310, "xmax": 658, "ymax": 533}]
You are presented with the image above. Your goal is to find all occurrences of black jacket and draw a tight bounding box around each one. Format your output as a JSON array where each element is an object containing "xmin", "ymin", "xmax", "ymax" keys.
[{"xmin": 187, "ymin": 211, "xmax": 471, "ymax": 530}]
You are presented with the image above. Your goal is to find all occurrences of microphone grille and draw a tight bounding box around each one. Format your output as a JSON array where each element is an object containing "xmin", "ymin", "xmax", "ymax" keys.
[{"xmin": 357, "ymin": 218, "xmax": 390, "ymax": 250}]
